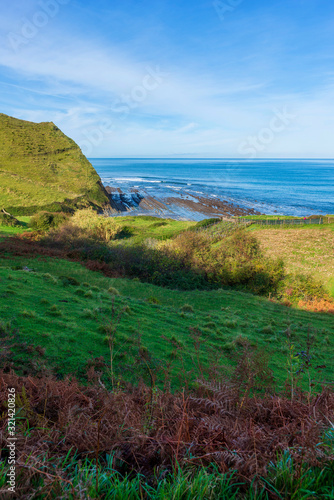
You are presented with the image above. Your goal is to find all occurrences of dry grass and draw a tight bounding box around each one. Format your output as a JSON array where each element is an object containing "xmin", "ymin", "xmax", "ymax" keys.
[{"xmin": 254, "ymin": 227, "xmax": 334, "ymax": 296}]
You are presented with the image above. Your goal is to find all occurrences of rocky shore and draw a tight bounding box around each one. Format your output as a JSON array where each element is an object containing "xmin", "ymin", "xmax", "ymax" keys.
[{"xmin": 104, "ymin": 185, "xmax": 261, "ymax": 219}]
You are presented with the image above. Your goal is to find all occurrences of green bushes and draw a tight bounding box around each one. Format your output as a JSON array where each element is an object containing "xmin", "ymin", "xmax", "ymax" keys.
[
  {"xmin": 278, "ymin": 273, "xmax": 329, "ymax": 302},
  {"xmin": 0, "ymin": 212, "xmax": 22, "ymax": 227},
  {"xmin": 71, "ymin": 208, "xmax": 120, "ymax": 242},
  {"xmin": 194, "ymin": 217, "xmax": 220, "ymax": 228},
  {"xmin": 30, "ymin": 211, "xmax": 69, "ymax": 232},
  {"xmin": 59, "ymin": 275, "xmax": 80, "ymax": 287},
  {"xmin": 38, "ymin": 216, "xmax": 329, "ymax": 302}
]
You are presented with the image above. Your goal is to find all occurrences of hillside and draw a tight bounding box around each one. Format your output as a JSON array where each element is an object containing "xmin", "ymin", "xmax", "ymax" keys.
[
  {"xmin": 0, "ymin": 113, "xmax": 109, "ymax": 214},
  {"xmin": 0, "ymin": 215, "xmax": 333, "ymax": 498},
  {"xmin": 249, "ymin": 224, "xmax": 334, "ymax": 297}
]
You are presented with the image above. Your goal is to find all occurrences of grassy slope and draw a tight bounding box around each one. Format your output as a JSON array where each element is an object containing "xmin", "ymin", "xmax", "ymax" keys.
[
  {"xmin": 0, "ymin": 217, "xmax": 30, "ymax": 236},
  {"xmin": 112, "ymin": 215, "xmax": 196, "ymax": 244},
  {"xmin": 0, "ymin": 113, "xmax": 109, "ymax": 211},
  {"xmin": 247, "ymin": 223, "xmax": 334, "ymax": 296},
  {"xmin": 0, "ymin": 255, "xmax": 333, "ymax": 390},
  {"xmin": 198, "ymin": 218, "xmax": 334, "ymax": 296},
  {"xmin": 0, "ymin": 216, "xmax": 333, "ymax": 390}
]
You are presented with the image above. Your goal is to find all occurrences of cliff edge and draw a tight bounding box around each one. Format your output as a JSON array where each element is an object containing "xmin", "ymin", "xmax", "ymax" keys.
[{"xmin": 0, "ymin": 113, "xmax": 109, "ymax": 214}]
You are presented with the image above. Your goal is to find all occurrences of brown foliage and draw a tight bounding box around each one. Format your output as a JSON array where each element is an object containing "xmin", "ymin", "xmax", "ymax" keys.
[
  {"xmin": 0, "ymin": 371, "xmax": 333, "ymax": 482},
  {"xmin": 298, "ymin": 298, "xmax": 334, "ymax": 314}
]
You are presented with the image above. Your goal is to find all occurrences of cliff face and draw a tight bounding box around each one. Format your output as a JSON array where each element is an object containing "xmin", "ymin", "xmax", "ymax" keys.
[{"xmin": 0, "ymin": 113, "xmax": 109, "ymax": 214}]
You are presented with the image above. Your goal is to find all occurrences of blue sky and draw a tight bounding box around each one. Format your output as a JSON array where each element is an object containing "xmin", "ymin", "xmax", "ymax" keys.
[{"xmin": 0, "ymin": 0, "xmax": 334, "ymax": 157}]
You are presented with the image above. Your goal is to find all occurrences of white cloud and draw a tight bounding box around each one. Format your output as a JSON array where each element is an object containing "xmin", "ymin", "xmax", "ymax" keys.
[{"xmin": 1, "ymin": 9, "xmax": 334, "ymax": 157}]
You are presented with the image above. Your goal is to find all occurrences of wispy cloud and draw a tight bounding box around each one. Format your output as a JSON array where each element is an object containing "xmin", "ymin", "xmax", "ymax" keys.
[{"xmin": 0, "ymin": 0, "xmax": 334, "ymax": 156}]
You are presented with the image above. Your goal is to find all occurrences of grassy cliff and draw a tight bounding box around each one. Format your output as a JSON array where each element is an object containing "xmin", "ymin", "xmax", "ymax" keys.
[{"xmin": 0, "ymin": 113, "xmax": 109, "ymax": 214}]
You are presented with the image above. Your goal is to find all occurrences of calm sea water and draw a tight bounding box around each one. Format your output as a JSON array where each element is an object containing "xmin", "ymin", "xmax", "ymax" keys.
[{"xmin": 90, "ymin": 158, "xmax": 334, "ymax": 216}]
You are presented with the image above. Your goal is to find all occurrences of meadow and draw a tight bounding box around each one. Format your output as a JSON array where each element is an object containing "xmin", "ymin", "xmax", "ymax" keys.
[{"xmin": 0, "ymin": 212, "xmax": 333, "ymax": 498}]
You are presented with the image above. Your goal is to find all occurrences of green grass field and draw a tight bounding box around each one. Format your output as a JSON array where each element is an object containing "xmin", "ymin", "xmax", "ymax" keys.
[
  {"xmin": 0, "ymin": 215, "xmax": 333, "ymax": 390},
  {"xmin": 111, "ymin": 215, "xmax": 196, "ymax": 244},
  {"xmin": 0, "ymin": 254, "xmax": 333, "ymax": 390}
]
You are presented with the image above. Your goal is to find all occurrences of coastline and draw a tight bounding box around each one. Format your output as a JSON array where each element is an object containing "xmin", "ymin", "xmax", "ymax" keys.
[
  {"xmin": 92, "ymin": 159, "xmax": 334, "ymax": 221},
  {"xmin": 104, "ymin": 184, "xmax": 262, "ymax": 219}
]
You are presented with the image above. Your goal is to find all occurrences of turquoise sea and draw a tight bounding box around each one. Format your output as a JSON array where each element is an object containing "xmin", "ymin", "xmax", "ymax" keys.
[{"xmin": 91, "ymin": 158, "xmax": 334, "ymax": 217}]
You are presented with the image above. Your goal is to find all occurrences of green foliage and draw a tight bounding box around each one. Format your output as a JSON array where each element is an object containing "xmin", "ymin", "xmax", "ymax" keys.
[
  {"xmin": 1, "ymin": 450, "xmax": 333, "ymax": 499},
  {"xmin": 278, "ymin": 273, "xmax": 329, "ymax": 302},
  {"xmin": 59, "ymin": 275, "xmax": 80, "ymax": 287},
  {"xmin": 30, "ymin": 211, "xmax": 69, "ymax": 232},
  {"xmin": 147, "ymin": 296, "xmax": 161, "ymax": 304},
  {"xmin": 180, "ymin": 304, "xmax": 194, "ymax": 313},
  {"xmin": 71, "ymin": 208, "xmax": 120, "ymax": 241},
  {"xmin": 0, "ymin": 212, "xmax": 22, "ymax": 227},
  {"xmin": 194, "ymin": 217, "xmax": 220, "ymax": 228}
]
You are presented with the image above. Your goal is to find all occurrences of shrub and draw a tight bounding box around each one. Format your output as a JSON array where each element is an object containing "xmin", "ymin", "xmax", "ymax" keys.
[
  {"xmin": 278, "ymin": 273, "xmax": 329, "ymax": 302},
  {"xmin": 147, "ymin": 296, "xmax": 160, "ymax": 304},
  {"xmin": 194, "ymin": 218, "xmax": 220, "ymax": 228},
  {"xmin": 42, "ymin": 273, "xmax": 58, "ymax": 284},
  {"xmin": 223, "ymin": 319, "xmax": 238, "ymax": 329},
  {"xmin": 108, "ymin": 287, "xmax": 120, "ymax": 296},
  {"xmin": 21, "ymin": 310, "xmax": 36, "ymax": 318},
  {"xmin": 180, "ymin": 304, "xmax": 194, "ymax": 314},
  {"xmin": 30, "ymin": 211, "xmax": 69, "ymax": 232},
  {"xmin": 48, "ymin": 305, "xmax": 62, "ymax": 316},
  {"xmin": 82, "ymin": 309, "xmax": 97, "ymax": 319},
  {"xmin": 59, "ymin": 275, "xmax": 80, "ymax": 287},
  {"xmin": 71, "ymin": 208, "xmax": 120, "ymax": 242},
  {"xmin": 0, "ymin": 212, "xmax": 22, "ymax": 227}
]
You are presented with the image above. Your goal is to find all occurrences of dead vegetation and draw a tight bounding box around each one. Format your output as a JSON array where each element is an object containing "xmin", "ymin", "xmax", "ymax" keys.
[{"xmin": 0, "ymin": 369, "xmax": 333, "ymax": 495}]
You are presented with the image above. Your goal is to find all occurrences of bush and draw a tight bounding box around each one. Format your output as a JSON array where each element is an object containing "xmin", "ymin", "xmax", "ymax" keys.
[
  {"xmin": 278, "ymin": 273, "xmax": 329, "ymax": 302},
  {"xmin": 147, "ymin": 296, "xmax": 160, "ymax": 305},
  {"xmin": 59, "ymin": 275, "xmax": 80, "ymax": 287},
  {"xmin": 107, "ymin": 287, "xmax": 120, "ymax": 296},
  {"xmin": 180, "ymin": 304, "xmax": 194, "ymax": 314},
  {"xmin": 0, "ymin": 213, "xmax": 22, "ymax": 227},
  {"xmin": 30, "ymin": 211, "xmax": 69, "ymax": 232},
  {"xmin": 71, "ymin": 209, "xmax": 120, "ymax": 242},
  {"xmin": 194, "ymin": 217, "xmax": 220, "ymax": 228}
]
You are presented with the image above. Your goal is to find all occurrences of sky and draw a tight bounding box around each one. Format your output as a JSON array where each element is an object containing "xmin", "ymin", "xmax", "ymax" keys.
[{"xmin": 0, "ymin": 0, "xmax": 334, "ymax": 158}]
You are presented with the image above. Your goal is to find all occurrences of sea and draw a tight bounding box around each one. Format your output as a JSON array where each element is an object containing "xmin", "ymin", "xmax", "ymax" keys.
[{"xmin": 90, "ymin": 158, "xmax": 334, "ymax": 219}]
